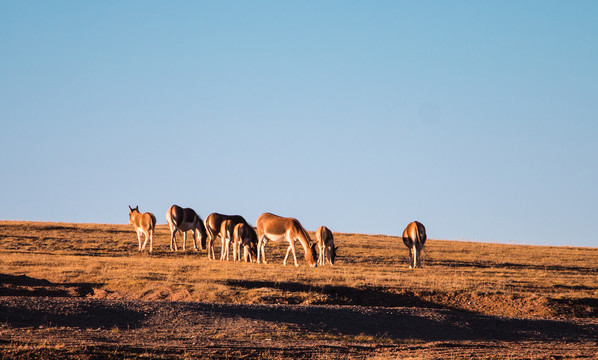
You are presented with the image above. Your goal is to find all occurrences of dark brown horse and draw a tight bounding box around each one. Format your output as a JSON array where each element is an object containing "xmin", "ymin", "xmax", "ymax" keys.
[
  {"xmin": 316, "ymin": 226, "xmax": 337, "ymax": 266},
  {"xmin": 233, "ymin": 222, "xmax": 258, "ymax": 262},
  {"xmin": 205, "ymin": 213, "xmax": 248, "ymax": 260},
  {"xmin": 165, "ymin": 205, "xmax": 206, "ymax": 252},
  {"xmin": 402, "ymin": 221, "xmax": 427, "ymax": 268}
]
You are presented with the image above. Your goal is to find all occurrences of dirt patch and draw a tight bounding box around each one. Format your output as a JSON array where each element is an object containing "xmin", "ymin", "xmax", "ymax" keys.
[{"xmin": 0, "ymin": 296, "xmax": 596, "ymax": 359}]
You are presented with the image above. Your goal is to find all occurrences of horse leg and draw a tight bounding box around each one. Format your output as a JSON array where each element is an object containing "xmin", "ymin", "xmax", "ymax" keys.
[
  {"xmin": 137, "ymin": 230, "xmax": 142, "ymax": 251},
  {"xmin": 141, "ymin": 231, "xmax": 149, "ymax": 251},
  {"xmin": 220, "ymin": 235, "xmax": 225, "ymax": 260},
  {"xmin": 170, "ymin": 230, "xmax": 177, "ymax": 252},
  {"xmin": 318, "ymin": 242, "xmax": 324, "ymax": 265},
  {"xmin": 232, "ymin": 239, "xmax": 237, "ymax": 261},
  {"xmin": 208, "ymin": 237, "xmax": 214, "ymax": 260},
  {"xmin": 224, "ymin": 237, "xmax": 230, "ymax": 261},
  {"xmin": 149, "ymin": 230, "xmax": 153, "ymax": 253},
  {"xmin": 257, "ymin": 236, "xmax": 268, "ymax": 264},
  {"xmin": 408, "ymin": 247, "xmax": 414, "ymax": 269},
  {"xmin": 285, "ymin": 240, "xmax": 298, "ymax": 267},
  {"xmin": 257, "ymin": 236, "xmax": 263, "ymax": 264},
  {"xmin": 182, "ymin": 231, "xmax": 187, "ymax": 251},
  {"xmin": 283, "ymin": 245, "xmax": 292, "ymax": 266},
  {"xmin": 415, "ymin": 243, "xmax": 422, "ymax": 268},
  {"xmin": 292, "ymin": 242, "xmax": 299, "ymax": 266},
  {"xmin": 192, "ymin": 229, "xmax": 199, "ymax": 251}
]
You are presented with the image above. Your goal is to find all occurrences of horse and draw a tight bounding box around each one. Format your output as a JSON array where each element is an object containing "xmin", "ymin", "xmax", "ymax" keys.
[
  {"xmin": 233, "ymin": 222, "xmax": 258, "ymax": 262},
  {"xmin": 128, "ymin": 206, "xmax": 156, "ymax": 253},
  {"xmin": 165, "ymin": 205, "xmax": 207, "ymax": 252},
  {"xmin": 316, "ymin": 226, "xmax": 337, "ymax": 266},
  {"xmin": 219, "ymin": 219, "xmax": 235, "ymax": 260},
  {"xmin": 205, "ymin": 213, "xmax": 248, "ymax": 260},
  {"xmin": 256, "ymin": 212, "xmax": 317, "ymax": 267},
  {"xmin": 402, "ymin": 221, "xmax": 427, "ymax": 268}
]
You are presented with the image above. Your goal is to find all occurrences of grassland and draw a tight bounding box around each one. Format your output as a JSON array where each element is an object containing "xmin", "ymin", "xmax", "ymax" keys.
[{"xmin": 0, "ymin": 220, "xmax": 596, "ymax": 358}]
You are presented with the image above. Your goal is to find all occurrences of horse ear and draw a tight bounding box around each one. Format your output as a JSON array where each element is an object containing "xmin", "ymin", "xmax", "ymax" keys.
[{"xmin": 129, "ymin": 205, "xmax": 133, "ymax": 211}]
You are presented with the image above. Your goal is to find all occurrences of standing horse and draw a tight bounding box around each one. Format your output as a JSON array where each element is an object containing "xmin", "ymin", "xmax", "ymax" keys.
[
  {"xmin": 402, "ymin": 221, "xmax": 427, "ymax": 268},
  {"xmin": 233, "ymin": 222, "xmax": 258, "ymax": 262},
  {"xmin": 256, "ymin": 212, "xmax": 317, "ymax": 267},
  {"xmin": 316, "ymin": 226, "xmax": 337, "ymax": 266},
  {"xmin": 205, "ymin": 213, "xmax": 248, "ymax": 260},
  {"xmin": 165, "ymin": 205, "xmax": 207, "ymax": 252},
  {"xmin": 128, "ymin": 206, "xmax": 156, "ymax": 253}
]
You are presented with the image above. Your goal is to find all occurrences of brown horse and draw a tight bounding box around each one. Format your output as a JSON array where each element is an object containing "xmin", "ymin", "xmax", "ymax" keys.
[
  {"xmin": 205, "ymin": 213, "xmax": 248, "ymax": 260},
  {"xmin": 256, "ymin": 212, "xmax": 317, "ymax": 267},
  {"xmin": 233, "ymin": 222, "xmax": 258, "ymax": 262},
  {"xmin": 402, "ymin": 221, "xmax": 427, "ymax": 268},
  {"xmin": 128, "ymin": 206, "xmax": 156, "ymax": 253},
  {"xmin": 316, "ymin": 226, "xmax": 337, "ymax": 266},
  {"xmin": 165, "ymin": 205, "xmax": 206, "ymax": 252}
]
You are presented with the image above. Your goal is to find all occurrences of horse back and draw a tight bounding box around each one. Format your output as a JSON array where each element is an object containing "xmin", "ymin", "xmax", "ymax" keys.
[
  {"xmin": 402, "ymin": 221, "xmax": 426, "ymax": 247},
  {"xmin": 257, "ymin": 213, "xmax": 296, "ymax": 236},
  {"xmin": 316, "ymin": 226, "xmax": 333, "ymax": 245},
  {"xmin": 135, "ymin": 212, "xmax": 156, "ymax": 231},
  {"xmin": 207, "ymin": 213, "xmax": 247, "ymax": 234}
]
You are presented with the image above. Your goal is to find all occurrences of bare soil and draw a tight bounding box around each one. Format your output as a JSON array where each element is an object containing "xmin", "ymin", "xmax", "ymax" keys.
[{"xmin": 1, "ymin": 292, "xmax": 596, "ymax": 359}]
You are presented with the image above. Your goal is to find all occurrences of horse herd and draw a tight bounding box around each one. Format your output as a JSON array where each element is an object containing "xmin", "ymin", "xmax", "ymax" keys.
[{"xmin": 128, "ymin": 205, "xmax": 427, "ymax": 268}]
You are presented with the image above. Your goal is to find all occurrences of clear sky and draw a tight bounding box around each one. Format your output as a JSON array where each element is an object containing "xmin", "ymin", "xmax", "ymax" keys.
[{"xmin": 1, "ymin": 1, "xmax": 596, "ymax": 247}]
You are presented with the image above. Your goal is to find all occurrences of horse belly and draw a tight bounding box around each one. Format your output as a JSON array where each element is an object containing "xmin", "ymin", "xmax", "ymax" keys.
[
  {"xmin": 176, "ymin": 222, "xmax": 195, "ymax": 232},
  {"xmin": 264, "ymin": 232, "xmax": 287, "ymax": 243}
]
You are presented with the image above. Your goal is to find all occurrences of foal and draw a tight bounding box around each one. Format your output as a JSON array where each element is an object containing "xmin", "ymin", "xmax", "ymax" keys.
[{"xmin": 316, "ymin": 226, "xmax": 337, "ymax": 266}]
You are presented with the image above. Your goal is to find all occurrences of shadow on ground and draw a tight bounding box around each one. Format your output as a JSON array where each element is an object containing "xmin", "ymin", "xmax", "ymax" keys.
[
  {"xmin": 0, "ymin": 274, "xmax": 96, "ymax": 297},
  {"xmin": 197, "ymin": 302, "xmax": 598, "ymax": 343}
]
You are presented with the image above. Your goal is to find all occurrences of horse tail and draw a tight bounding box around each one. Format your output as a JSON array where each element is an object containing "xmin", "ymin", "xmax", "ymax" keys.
[
  {"xmin": 416, "ymin": 221, "xmax": 426, "ymax": 247},
  {"xmin": 149, "ymin": 213, "xmax": 157, "ymax": 231}
]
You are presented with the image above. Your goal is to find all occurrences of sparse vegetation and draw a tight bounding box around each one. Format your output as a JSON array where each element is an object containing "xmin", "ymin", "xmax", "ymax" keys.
[{"xmin": 0, "ymin": 220, "xmax": 596, "ymax": 358}]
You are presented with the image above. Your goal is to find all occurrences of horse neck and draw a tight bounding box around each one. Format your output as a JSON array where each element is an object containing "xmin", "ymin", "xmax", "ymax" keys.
[
  {"xmin": 130, "ymin": 212, "xmax": 141, "ymax": 225},
  {"xmin": 294, "ymin": 225, "xmax": 315, "ymax": 261}
]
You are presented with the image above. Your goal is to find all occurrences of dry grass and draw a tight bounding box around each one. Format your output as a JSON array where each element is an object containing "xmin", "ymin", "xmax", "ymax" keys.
[{"xmin": 0, "ymin": 220, "xmax": 596, "ymax": 319}]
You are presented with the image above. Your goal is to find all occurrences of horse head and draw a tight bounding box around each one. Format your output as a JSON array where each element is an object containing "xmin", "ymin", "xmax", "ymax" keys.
[
  {"xmin": 128, "ymin": 205, "xmax": 139, "ymax": 223},
  {"xmin": 307, "ymin": 243, "xmax": 318, "ymax": 267},
  {"xmin": 327, "ymin": 245, "xmax": 338, "ymax": 265}
]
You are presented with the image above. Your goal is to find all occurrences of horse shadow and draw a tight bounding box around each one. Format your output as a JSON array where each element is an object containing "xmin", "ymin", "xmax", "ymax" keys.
[
  {"xmin": 0, "ymin": 274, "xmax": 146, "ymax": 329},
  {"xmin": 224, "ymin": 279, "xmax": 452, "ymax": 309},
  {"xmin": 427, "ymin": 259, "xmax": 597, "ymax": 274},
  {"xmin": 203, "ymin": 284, "xmax": 598, "ymax": 343},
  {"xmin": 0, "ymin": 273, "xmax": 96, "ymax": 297},
  {"xmin": 0, "ymin": 298, "xmax": 147, "ymax": 330}
]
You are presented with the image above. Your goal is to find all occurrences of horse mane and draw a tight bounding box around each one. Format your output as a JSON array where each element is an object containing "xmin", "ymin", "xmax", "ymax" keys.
[{"xmin": 293, "ymin": 220, "xmax": 317, "ymax": 264}]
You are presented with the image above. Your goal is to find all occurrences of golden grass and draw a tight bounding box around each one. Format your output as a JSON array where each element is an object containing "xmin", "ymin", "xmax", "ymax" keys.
[{"xmin": 0, "ymin": 221, "xmax": 596, "ymax": 318}]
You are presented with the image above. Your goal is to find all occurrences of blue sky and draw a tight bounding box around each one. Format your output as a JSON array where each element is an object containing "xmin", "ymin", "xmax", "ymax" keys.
[{"xmin": 1, "ymin": 1, "xmax": 596, "ymax": 247}]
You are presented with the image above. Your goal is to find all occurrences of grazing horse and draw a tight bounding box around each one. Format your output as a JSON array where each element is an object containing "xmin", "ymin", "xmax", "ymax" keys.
[
  {"xmin": 316, "ymin": 226, "xmax": 337, "ymax": 266},
  {"xmin": 205, "ymin": 213, "xmax": 248, "ymax": 260},
  {"xmin": 256, "ymin": 212, "xmax": 317, "ymax": 267},
  {"xmin": 402, "ymin": 221, "xmax": 427, "ymax": 268},
  {"xmin": 165, "ymin": 205, "xmax": 206, "ymax": 252},
  {"xmin": 219, "ymin": 220, "xmax": 235, "ymax": 260},
  {"xmin": 128, "ymin": 206, "xmax": 156, "ymax": 253},
  {"xmin": 233, "ymin": 222, "xmax": 258, "ymax": 262}
]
